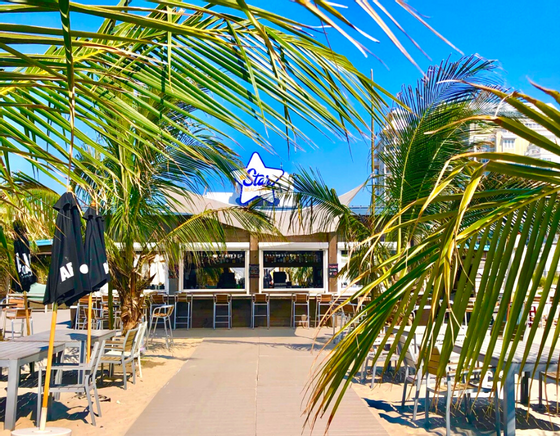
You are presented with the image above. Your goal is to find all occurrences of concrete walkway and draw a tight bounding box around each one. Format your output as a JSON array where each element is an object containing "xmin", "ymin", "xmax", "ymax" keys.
[{"xmin": 126, "ymin": 328, "xmax": 388, "ymax": 436}]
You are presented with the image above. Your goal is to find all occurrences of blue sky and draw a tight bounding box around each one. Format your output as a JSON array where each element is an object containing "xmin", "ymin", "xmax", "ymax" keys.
[
  {"xmin": 226, "ymin": 0, "xmax": 560, "ymax": 205},
  {"xmin": 8, "ymin": 0, "xmax": 560, "ymax": 205}
]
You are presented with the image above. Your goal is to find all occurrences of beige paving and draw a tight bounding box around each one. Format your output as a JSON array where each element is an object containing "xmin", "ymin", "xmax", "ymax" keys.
[{"xmin": 126, "ymin": 328, "xmax": 388, "ymax": 436}]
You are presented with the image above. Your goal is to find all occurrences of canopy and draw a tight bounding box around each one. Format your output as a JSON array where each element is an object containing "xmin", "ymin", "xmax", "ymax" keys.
[
  {"xmin": 168, "ymin": 185, "xmax": 363, "ymax": 237},
  {"xmin": 44, "ymin": 192, "xmax": 91, "ymax": 305}
]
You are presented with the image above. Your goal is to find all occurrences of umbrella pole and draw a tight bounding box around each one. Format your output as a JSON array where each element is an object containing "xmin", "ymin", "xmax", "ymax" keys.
[
  {"xmin": 39, "ymin": 302, "xmax": 58, "ymax": 431},
  {"xmin": 87, "ymin": 294, "xmax": 92, "ymax": 362},
  {"xmin": 23, "ymin": 291, "xmax": 31, "ymax": 336}
]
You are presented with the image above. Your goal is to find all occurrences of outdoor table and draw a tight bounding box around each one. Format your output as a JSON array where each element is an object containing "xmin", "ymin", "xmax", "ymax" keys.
[
  {"xmin": 0, "ymin": 341, "xmax": 66, "ymax": 430},
  {"xmin": 453, "ymin": 339, "xmax": 560, "ymax": 436},
  {"xmin": 14, "ymin": 329, "xmax": 118, "ymax": 363}
]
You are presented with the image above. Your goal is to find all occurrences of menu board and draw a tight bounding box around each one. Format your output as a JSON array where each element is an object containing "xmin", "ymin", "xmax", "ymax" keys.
[
  {"xmin": 249, "ymin": 264, "xmax": 260, "ymax": 279},
  {"xmin": 328, "ymin": 263, "xmax": 338, "ymax": 278}
]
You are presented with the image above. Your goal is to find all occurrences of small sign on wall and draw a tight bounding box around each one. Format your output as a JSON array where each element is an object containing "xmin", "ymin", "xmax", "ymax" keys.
[
  {"xmin": 249, "ymin": 264, "xmax": 260, "ymax": 279},
  {"xmin": 328, "ymin": 263, "xmax": 338, "ymax": 278}
]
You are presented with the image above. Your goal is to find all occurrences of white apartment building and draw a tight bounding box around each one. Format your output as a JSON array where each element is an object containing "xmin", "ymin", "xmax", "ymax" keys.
[{"xmin": 470, "ymin": 103, "xmax": 560, "ymax": 162}]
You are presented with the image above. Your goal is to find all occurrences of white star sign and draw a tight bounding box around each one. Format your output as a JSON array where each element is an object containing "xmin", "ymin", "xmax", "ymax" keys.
[{"xmin": 234, "ymin": 152, "xmax": 285, "ymax": 205}]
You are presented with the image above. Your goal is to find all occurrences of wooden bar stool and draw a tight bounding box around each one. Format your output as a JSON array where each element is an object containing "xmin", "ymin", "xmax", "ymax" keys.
[
  {"xmin": 291, "ymin": 293, "xmax": 309, "ymax": 328},
  {"xmin": 315, "ymin": 293, "xmax": 334, "ymax": 327},
  {"xmin": 213, "ymin": 294, "xmax": 232, "ymax": 329},
  {"xmin": 176, "ymin": 292, "xmax": 193, "ymax": 329},
  {"xmin": 251, "ymin": 293, "xmax": 270, "ymax": 329}
]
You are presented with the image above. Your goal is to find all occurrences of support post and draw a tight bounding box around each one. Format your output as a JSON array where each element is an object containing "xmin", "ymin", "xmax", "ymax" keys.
[
  {"xmin": 249, "ymin": 235, "xmax": 259, "ymax": 294},
  {"xmin": 328, "ymin": 232, "xmax": 338, "ymax": 294},
  {"xmin": 87, "ymin": 294, "xmax": 92, "ymax": 362},
  {"xmin": 23, "ymin": 291, "xmax": 30, "ymax": 336},
  {"xmin": 39, "ymin": 302, "xmax": 58, "ymax": 431}
]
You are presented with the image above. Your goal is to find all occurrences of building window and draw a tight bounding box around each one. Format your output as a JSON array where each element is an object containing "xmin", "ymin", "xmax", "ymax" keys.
[
  {"xmin": 502, "ymin": 138, "xmax": 515, "ymax": 149},
  {"xmin": 183, "ymin": 251, "xmax": 246, "ymax": 290},
  {"xmin": 263, "ymin": 251, "xmax": 323, "ymax": 289}
]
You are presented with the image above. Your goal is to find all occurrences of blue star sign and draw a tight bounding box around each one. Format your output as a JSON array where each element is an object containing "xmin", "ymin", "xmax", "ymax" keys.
[{"xmin": 235, "ymin": 152, "xmax": 285, "ymax": 205}]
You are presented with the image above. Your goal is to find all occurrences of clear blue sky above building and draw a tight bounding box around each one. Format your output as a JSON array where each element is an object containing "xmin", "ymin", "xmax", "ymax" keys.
[
  {"xmin": 226, "ymin": 0, "xmax": 560, "ymax": 205},
  {"xmin": 8, "ymin": 0, "xmax": 560, "ymax": 205}
]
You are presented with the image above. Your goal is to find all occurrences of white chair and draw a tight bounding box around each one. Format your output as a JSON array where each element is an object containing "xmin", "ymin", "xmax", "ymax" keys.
[
  {"xmin": 413, "ymin": 346, "xmax": 498, "ymax": 436},
  {"xmin": 148, "ymin": 305, "xmax": 174, "ymax": 349},
  {"xmin": 398, "ymin": 335, "xmax": 421, "ymax": 409},
  {"xmin": 101, "ymin": 326, "xmax": 140, "ymax": 390},
  {"xmin": 251, "ymin": 293, "xmax": 270, "ymax": 329},
  {"xmin": 291, "ymin": 293, "xmax": 309, "ymax": 328},
  {"xmin": 133, "ymin": 321, "xmax": 148, "ymax": 378},
  {"xmin": 37, "ymin": 340, "xmax": 106, "ymax": 426},
  {"xmin": 213, "ymin": 294, "xmax": 232, "ymax": 329},
  {"xmin": 361, "ymin": 333, "xmax": 399, "ymax": 388}
]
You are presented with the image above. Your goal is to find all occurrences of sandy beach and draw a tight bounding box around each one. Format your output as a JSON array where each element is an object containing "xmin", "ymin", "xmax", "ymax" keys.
[
  {"xmin": 0, "ymin": 336, "xmax": 201, "ymax": 436},
  {"xmin": 353, "ymin": 366, "xmax": 560, "ymax": 436}
]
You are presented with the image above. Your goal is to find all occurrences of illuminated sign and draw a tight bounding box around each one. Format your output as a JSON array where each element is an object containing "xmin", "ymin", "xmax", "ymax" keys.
[{"xmin": 234, "ymin": 152, "xmax": 285, "ymax": 205}]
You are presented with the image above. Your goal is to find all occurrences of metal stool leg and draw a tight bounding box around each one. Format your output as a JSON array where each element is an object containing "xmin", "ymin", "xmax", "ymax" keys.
[{"xmin": 251, "ymin": 301, "xmax": 254, "ymax": 329}]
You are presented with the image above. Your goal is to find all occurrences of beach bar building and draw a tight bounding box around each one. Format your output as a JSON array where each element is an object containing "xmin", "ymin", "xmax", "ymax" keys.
[{"xmin": 149, "ymin": 153, "xmax": 365, "ymax": 327}]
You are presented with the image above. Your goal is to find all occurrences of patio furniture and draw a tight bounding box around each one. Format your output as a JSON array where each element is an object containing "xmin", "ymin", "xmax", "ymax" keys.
[
  {"xmin": 360, "ymin": 333, "xmax": 398, "ymax": 388},
  {"xmin": 538, "ymin": 371, "xmax": 560, "ymax": 409},
  {"xmin": 315, "ymin": 293, "xmax": 334, "ymax": 327},
  {"xmin": 149, "ymin": 292, "xmax": 166, "ymax": 316},
  {"xmin": 453, "ymin": 339, "xmax": 560, "ymax": 436},
  {"xmin": 134, "ymin": 321, "xmax": 148, "ymax": 378},
  {"xmin": 291, "ymin": 293, "xmax": 309, "ymax": 328},
  {"xmin": 37, "ymin": 340, "xmax": 106, "ymax": 426},
  {"xmin": 398, "ymin": 334, "xmax": 421, "ymax": 408},
  {"xmin": 74, "ymin": 296, "xmax": 90, "ymax": 329},
  {"xmin": 334, "ymin": 302, "xmax": 358, "ymax": 342},
  {"xmin": 101, "ymin": 326, "xmax": 140, "ymax": 389},
  {"xmin": 0, "ymin": 341, "xmax": 66, "ymax": 430},
  {"xmin": 165, "ymin": 294, "xmax": 178, "ymax": 328},
  {"xmin": 101, "ymin": 294, "xmax": 121, "ymax": 329},
  {"xmin": 213, "ymin": 294, "xmax": 232, "ymax": 329},
  {"xmin": 414, "ymin": 346, "xmax": 498, "ymax": 436},
  {"xmin": 176, "ymin": 292, "xmax": 193, "ymax": 329},
  {"xmin": 13, "ymin": 329, "xmax": 118, "ymax": 365},
  {"xmin": 3, "ymin": 296, "xmax": 33, "ymax": 339},
  {"xmin": 148, "ymin": 304, "xmax": 174, "ymax": 349},
  {"xmin": 251, "ymin": 293, "xmax": 270, "ymax": 329}
]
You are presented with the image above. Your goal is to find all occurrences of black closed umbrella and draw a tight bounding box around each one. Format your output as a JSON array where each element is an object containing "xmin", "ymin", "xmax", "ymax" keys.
[
  {"xmin": 44, "ymin": 192, "xmax": 91, "ymax": 306},
  {"xmin": 82, "ymin": 206, "xmax": 110, "ymax": 361},
  {"xmin": 13, "ymin": 220, "xmax": 36, "ymax": 336},
  {"xmin": 13, "ymin": 220, "xmax": 36, "ymax": 293},
  {"xmin": 84, "ymin": 206, "xmax": 109, "ymax": 292},
  {"xmin": 40, "ymin": 191, "xmax": 91, "ymax": 431}
]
